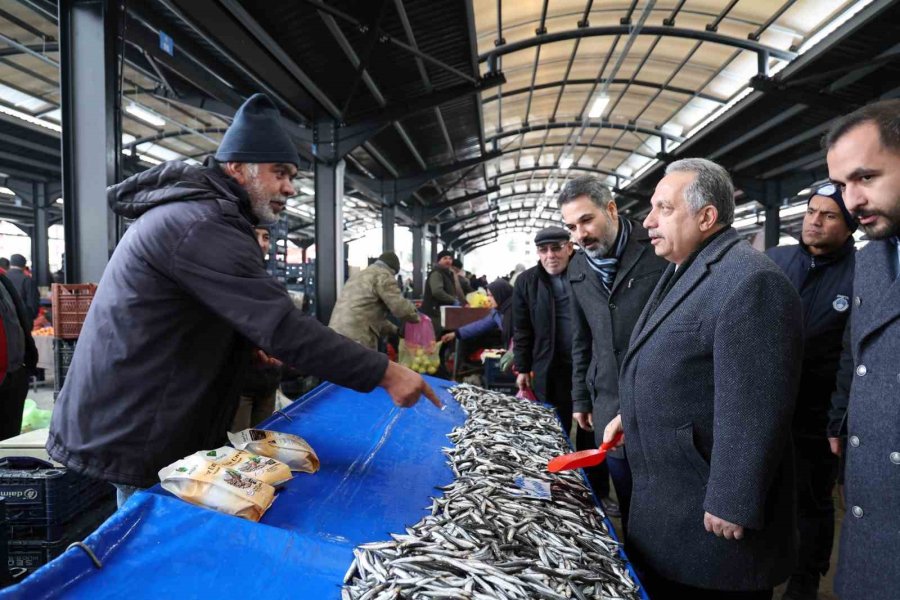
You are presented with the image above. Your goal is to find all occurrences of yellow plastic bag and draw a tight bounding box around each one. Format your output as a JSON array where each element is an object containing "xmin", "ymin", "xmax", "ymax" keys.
[{"xmin": 465, "ymin": 291, "xmax": 490, "ymax": 308}]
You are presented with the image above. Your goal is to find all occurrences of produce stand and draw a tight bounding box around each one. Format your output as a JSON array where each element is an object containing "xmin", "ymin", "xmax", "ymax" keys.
[{"xmin": 2, "ymin": 378, "xmax": 645, "ymax": 599}]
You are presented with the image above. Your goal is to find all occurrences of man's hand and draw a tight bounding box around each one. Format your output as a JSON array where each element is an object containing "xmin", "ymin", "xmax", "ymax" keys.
[
  {"xmin": 603, "ymin": 414, "xmax": 625, "ymax": 447},
  {"xmin": 255, "ymin": 349, "xmax": 282, "ymax": 368},
  {"xmin": 379, "ymin": 360, "xmax": 443, "ymax": 409},
  {"xmin": 704, "ymin": 512, "xmax": 744, "ymax": 540},
  {"xmin": 829, "ymin": 437, "xmax": 842, "ymax": 457},
  {"xmin": 574, "ymin": 412, "xmax": 593, "ymax": 431},
  {"xmin": 516, "ymin": 372, "xmax": 531, "ymax": 391},
  {"xmin": 440, "ymin": 332, "xmax": 456, "ymax": 344}
]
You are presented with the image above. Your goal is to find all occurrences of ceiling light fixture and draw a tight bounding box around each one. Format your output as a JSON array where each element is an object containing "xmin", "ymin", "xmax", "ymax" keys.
[
  {"xmin": 588, "ymin": 94, "xmax": 610, "ymax": 119},
  {"xmin": 126, "ymin": 103, "xmax": 166, "ymax": 127}
]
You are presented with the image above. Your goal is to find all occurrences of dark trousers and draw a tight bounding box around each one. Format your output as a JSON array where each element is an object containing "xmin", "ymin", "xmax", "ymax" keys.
[
  {"xmin": 0, "ymin": 369, "xmax": 29, "ymax": 441},
  {"xmin": 792, "ymin": 435, "xmax": 839, "ymax": 579},
  {"xmin": 637, "ymin": 565, "xmax": 772, "ymax": 600},
  {"xmin": 545, "ymin": 362, "xmax": 610, "ymax": 499},
  {"xmin": 607, "ymin": 454, "xmax": 632, "ymax": 530}
]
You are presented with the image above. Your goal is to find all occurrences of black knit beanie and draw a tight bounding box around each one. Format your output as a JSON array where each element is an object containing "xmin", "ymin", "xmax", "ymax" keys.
[{"xmin": 215, "ymin": 94, "xmax": 299, "ymax": 166}]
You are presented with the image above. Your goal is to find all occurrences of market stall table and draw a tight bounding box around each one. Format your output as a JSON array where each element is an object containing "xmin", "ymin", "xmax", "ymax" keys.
[{"xmin": 2, "ymin": 377, "xmax": 644, "ymax": 599}]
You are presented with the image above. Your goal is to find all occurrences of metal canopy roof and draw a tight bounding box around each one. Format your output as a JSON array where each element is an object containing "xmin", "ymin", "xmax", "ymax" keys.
[
  {"xmin": 1, "ymin": 0, "xmax": 897, "ymax": 253},
  {"xmin": 451, "ymin": 0, "xmax": 897, "ymax": 251}
]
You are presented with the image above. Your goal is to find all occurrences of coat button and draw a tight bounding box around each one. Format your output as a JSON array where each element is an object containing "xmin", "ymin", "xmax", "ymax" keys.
[
  {"xmin": 851, "ymin": 506, "xmax": 863, "ymax": 518},
  {"xmin": 891, "ymin": 452, "xmax": 900, "ymax": 465},
  {"xmin": 850, "ymin": 435, "xmax": 860, "ymax": 447},
  {"xmin": 854, "ymin": 296, "xmax": 861, "ymax": 307},
  {"xmin": 609, "ymin": 302, "xmax": 617, "ymax": 310},
  {"xmin": 856, "ymin": 365, "xmax": 867, "ymax": 376}
]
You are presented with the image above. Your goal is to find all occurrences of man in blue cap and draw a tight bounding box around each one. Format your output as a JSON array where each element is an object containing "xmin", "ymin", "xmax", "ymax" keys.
[
  {"xmin": 48, "ymin": 93, "xmax": 440, "ymax": 507},
  {"xmin": 766, "ymin": 183, "xmax": 856, "ymax": 600}
]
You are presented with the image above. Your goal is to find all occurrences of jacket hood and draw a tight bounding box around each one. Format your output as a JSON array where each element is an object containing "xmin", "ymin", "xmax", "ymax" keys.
[{"xmin": 108, "ymin": 158, "xmax": 254, "ymax": 221}]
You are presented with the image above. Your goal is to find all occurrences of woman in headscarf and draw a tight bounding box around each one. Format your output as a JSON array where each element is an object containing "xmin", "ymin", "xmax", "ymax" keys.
[{"xmin": 440, "ymin": 278, "xmax": 514, "ymax": 347}]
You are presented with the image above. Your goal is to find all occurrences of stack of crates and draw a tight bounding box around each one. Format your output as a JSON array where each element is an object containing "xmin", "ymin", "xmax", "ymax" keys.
[
  {"xmin": 51, "ymin": 283, "xmax": 96, "ymax": 398},
  {"xmin": 0, "ymin": 458, "xmax": 114, "ymax": 577}
]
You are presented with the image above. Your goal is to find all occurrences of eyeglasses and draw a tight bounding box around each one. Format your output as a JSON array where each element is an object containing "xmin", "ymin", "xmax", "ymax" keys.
[{"xmin": 537, "ymin": 243, "xmax": 568, "ymax": 254}]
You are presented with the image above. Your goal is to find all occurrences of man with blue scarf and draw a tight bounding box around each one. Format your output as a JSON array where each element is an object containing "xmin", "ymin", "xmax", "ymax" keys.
[{"xmin": 561, "ymin": 176, "xmax": 667, "ymax": 530}]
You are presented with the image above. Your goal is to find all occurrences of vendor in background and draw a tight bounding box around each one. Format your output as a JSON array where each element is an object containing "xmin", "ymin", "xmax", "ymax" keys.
[
  {"xmin": 231, "ymin": 226, "xmax": 283, "ymax": 432},
  {"xmin": 0, "ymin": 271, "xmax": 38, "ymax": 441},
  {"xmin": 329, "ymin": 251, "xmax": 419, "ymax": 350},
  {"xmin": 440, "ymin": 279, "xmax": 513, "ymax": 349},
  {"xmin": 420, "ymin": 250, "xmax": 459, "ymax": 336},
  {"xmin": 47, "ymin": 93, "xmax": 439, "ymax": 509}
]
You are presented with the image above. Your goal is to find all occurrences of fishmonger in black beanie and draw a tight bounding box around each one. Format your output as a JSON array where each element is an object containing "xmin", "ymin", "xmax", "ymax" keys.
[{"xmin": 215, "ymin": 93, "xmax": 299, "ymax": 167}]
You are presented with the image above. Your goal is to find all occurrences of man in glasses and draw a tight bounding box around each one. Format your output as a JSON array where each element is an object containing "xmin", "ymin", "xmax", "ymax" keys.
[
  {"xmin": 557, "ymin": 176, "xmax": 667, "ymax": 528},
  {"xmin": 766, "ymin": 183, "xmax": 856, "ymax": 600},
  {"xmin": 823, "ymin": 99, "xmax": 900, "ymax": 600}
]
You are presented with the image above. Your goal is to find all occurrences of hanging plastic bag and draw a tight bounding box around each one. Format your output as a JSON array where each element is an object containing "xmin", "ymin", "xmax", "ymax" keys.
[
  {"xmin": 400, "ymin": 315, "xmax": 441, "ymax": 374},
  {"xmin": 516, "ymin": 387, "xmax": 538, "ymax": 402}
]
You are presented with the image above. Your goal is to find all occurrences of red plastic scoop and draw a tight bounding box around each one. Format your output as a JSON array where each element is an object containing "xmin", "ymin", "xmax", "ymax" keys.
[{"xmin": 547, "ymin": 432, "xmax": 624, "ymax": 473}]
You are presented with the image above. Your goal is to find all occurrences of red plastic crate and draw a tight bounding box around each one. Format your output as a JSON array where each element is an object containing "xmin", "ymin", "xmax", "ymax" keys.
[{"xmin": 51, "ymin": 283, "xmax": 96, "ymax": 339}]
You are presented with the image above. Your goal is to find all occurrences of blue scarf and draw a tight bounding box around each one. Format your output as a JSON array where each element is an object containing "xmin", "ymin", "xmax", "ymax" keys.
[{"xmin": 583, "ymin": 217, "xmax": 632, "ymax": 293}]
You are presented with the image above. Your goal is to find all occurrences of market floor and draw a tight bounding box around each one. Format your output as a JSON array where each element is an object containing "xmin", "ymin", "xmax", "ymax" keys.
[{"xmin": 604, "ymin": 489, "xmax": 844, "ymax": 600}]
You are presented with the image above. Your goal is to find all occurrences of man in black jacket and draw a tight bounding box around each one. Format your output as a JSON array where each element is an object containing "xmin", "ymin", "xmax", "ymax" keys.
[
  {"xmin": 766, "ymin": 183, "xmax": 856, "ymax": 600},
  {"xmin": 513, "ymin": 226, "xmax": 613, "ymax": 509},
  {"xmin": 6, "ymin": 254, "xmax": 39, "ymax": 321},
  {"xmin": 559, "ymin": 176, "xmax": 667, "ymax": 530},
  {"xmin": 48, "ymin": 94, "xmax": 439, "ymax": 507},
  {"xmin": 0, "ymin": 272, "xmax": 38, "ymax": 441}
]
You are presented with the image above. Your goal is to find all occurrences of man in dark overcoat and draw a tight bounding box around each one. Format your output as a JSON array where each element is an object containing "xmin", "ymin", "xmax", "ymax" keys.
[
  {"xmin": 558, "ymin": 176, "xmax": 667, "ymax": 527},
  {"xmin": 604, "ymin": 158, "xmax": 803, "ymax": 599},
  {"xmin": 824, "ymin": 99, "xmax": 900, "ymax": 600}
]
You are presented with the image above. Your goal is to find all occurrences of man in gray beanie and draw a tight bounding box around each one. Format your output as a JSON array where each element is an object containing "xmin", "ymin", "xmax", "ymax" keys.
[
  {"xmin": 48, "ymin": 93, "xmax": 440, "ymax": 507},
  {"xmin": 329, "ymin": 252, "xmax": 419, "ymax": 350}
]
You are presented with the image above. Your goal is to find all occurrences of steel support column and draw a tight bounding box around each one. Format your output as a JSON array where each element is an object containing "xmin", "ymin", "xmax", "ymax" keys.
[
  {"xmin": 382, "ymin": 203, "xmax": 395, "ymax": 252},
  {"xmin": 314, "ymin": 159, "xmax": 345, "ymax": 324},
  {"xmin": 59, "ymin": 0, "xmax": 121, "ymax": 283},
  {"xmin": 31, "ymin": 181, "xmax": 50, "ymax": 287},
  {"xmin": 764, "ymin": 180, "xmax": 782, "ymax": 249},
  {"xmin": 412, "ymin": 225, "xmax": 424, "ymax": 298},
  {"xmin": 430, "ymin": 225, "xmax": 439, "ymax": 264}
]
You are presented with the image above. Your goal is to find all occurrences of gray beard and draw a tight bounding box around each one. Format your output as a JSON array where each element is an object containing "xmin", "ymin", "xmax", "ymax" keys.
[
  {"xmin": 245, "ymin": 179, "xmax": 279, "ymax": 225},
  {"xmin": 584, "ymin": 246, "xmax": 606, "ymax": 259}
]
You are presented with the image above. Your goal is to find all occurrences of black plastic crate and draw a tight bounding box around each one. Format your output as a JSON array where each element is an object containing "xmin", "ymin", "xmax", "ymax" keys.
[
  {"xmin": 0, "ymin": 457, "xmax": 113, "ymax": 529},
  {"xmin": 53, "ymin": 339, "xmax": 77, "ymax": 394},
  {"xmin": 7, "ymin": 498, "xmax": 114, "ymax": 576},
  {"xmin": 0, "ymin": 497, "xmax": 10, "ymax": 588}
]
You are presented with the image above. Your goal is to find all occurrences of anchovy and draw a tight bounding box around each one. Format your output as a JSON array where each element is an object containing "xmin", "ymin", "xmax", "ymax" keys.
[{"xmin": 343, "ymin": 384, "xmax": 642, "ymax": 599}]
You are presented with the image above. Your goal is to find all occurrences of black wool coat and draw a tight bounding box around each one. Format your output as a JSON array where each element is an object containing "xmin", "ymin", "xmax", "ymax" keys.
[{"xmin": 619, "ymin": 228, "xmax": 803, "ymax": 590}]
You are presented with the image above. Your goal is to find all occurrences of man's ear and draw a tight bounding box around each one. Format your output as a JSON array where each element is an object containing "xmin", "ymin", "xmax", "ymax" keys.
[
  {"xmin": 223, "ymin": 162, "xmax": 247, "ymax": 186},
  {"xmin": 698, "ymin": 204, "xmax": 720, "ymax": 232}
]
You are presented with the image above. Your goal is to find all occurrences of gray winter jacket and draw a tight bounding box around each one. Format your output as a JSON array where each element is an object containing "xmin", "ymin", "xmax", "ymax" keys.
[
  {"xmin": 619, "ymin": 228, "xmax": 802, "ymax": 590},
  {"xmin": 47, "ymin": 160, "xmax": 388, "ymax": 487}
]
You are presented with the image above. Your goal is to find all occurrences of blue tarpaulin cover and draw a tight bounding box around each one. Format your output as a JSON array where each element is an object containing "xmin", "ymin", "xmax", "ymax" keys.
[{"xmin": 2, "ymin": 377, "xmax": 645, "ymax": 599}]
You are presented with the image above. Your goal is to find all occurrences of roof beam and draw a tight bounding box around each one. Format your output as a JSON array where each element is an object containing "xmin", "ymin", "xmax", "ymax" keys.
[
  {"xmin": 488, "ymin": 121, "xmax": 685, "ymax": 146},
  {"xmin": 424, "ymin": 185, "xmax": 501, "ymax": 220},
  {"xmin": 480, "ymin": 25, "xmax": 796, "ymax": 69},
  {"xmin": 483, "ymin": 78, "xmax": 722, "ymax": 106},
  {"xmin": 346, "ymin": 151, "xmax": 502, "ymax": 206}
]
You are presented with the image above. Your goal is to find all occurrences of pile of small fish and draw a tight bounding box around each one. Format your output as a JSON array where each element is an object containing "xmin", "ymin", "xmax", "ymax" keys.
[{"xmin": 342, "ymin": 384, "xmax": 642, "ymax": 600}]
